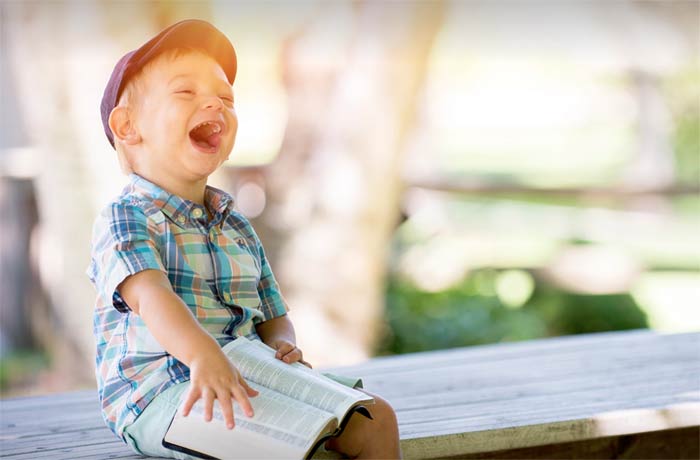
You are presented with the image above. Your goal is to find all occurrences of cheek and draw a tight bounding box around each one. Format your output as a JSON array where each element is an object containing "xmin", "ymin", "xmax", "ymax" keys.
[
  {"xmin": 227, "ymin": 112, "xmax": 239, "ymax": 139},
  {"xmin": 144, "ymin": 100, "xmax": 189, "ymax": 139},
  {"xmin": 165, "ymin": 107, "xmax": 190, "ymax": 137},
  {"xmin": 139, "ymin": 108, "xmax": 184, "ymax": 142}
]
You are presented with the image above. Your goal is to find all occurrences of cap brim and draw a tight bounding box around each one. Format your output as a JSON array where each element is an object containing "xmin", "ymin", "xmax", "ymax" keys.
[{"xmin": 125, "ymin": 19, "xmax": 237, "ymax": 89}]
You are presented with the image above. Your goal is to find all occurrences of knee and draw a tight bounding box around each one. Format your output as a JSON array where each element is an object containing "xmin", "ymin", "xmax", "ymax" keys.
[
  {"xmin": 325, "ymin": 392, "xmax": 401, "ymax": 459},
  {"xmin": 368, "ymin": 394, "xmax": 399, "ymax": 434}
]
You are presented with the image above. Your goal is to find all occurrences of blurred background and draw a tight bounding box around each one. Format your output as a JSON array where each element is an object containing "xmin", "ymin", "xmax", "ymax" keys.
[{"xmin": 0, "ymin": 0, "xmax": 698, "ymax": 398}]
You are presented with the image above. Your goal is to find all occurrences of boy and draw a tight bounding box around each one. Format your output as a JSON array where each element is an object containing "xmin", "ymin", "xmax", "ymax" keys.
[{"xmin": 88, "ymin": 19, "xmax": 401, "ymax": 459}]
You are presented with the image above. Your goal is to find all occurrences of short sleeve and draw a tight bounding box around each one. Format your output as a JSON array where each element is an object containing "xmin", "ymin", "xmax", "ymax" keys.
[
  {"xmin": 87, "ymin": 202, "xmax": 166, "ymax": 313},
  {"xmin": 255, "ymin": 241, "xmax": 290, "ymax": 320}
]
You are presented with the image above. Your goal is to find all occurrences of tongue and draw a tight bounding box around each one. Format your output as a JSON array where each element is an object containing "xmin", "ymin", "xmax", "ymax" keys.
[
  {"xmin": 205, "ymin": 132, "xmax": 221, "ymax": 148},
  {"xmin": 190, "ymin": 129, "xmax": 221, "ymax": 150}
]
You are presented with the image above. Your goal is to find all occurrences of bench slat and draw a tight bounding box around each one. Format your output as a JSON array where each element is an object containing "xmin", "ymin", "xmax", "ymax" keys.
[
  {"xmin": 331, "ymin": 330, "xmax": 698, "ymax": 376},
  {"xmin": 1, "ymin": 329, "xmax": 697, "ymax": 459}
]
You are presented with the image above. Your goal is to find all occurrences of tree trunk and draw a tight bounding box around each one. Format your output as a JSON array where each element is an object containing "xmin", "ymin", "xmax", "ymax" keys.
[{"xmin": 256, "ymin": 1, "xmax": 445, "ymax": 365}]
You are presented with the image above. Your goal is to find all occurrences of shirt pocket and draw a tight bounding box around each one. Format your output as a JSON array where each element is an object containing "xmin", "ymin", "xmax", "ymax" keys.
[
  {"xmin": 169, "ymin": 231, "xmax": 228, "ymax": 321},
  {"xmin": 215, "ymin": 235, "xmax": 262, "ymax": 310}
]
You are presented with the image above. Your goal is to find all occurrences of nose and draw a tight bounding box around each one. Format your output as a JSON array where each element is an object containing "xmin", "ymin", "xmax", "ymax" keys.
[{"xmin": 202, "ymin": 95, "xmax": 224, "ymax": 111}]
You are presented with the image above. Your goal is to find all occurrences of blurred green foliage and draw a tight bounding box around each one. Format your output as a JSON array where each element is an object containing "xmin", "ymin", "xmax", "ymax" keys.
[
  {"xmin": 377, "ymin": 269, "xmax": 649, "ymax": 355},
  {"xmin": 524, "ymin": 284, "xmax": 649, "ymax": 335},
  {"xmin": 0, "ymin": 350, "xmax": 49, "ymax": 393}
]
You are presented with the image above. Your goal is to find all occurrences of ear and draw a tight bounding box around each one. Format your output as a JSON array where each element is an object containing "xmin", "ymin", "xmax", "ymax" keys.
[{"xmin": 108, "ymin": 106, "xmax": 141, "ymax": 145}]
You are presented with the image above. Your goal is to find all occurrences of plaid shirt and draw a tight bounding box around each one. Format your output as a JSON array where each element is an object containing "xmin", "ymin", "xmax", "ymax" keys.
[{"xmin": 87, "ymin": 173, "xmax": 288, "ymax": 439}]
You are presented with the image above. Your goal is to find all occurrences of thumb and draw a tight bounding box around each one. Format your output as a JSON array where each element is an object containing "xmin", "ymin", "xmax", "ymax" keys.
[{"xmin": 274, "ymin": 341, "xmax": 294, "ymax": 358}]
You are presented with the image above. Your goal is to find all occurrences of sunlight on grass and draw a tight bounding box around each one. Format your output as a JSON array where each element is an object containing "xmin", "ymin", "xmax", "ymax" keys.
[{"xmin": 632, "ymin": 272, "xmax": 700, "ymax": 333}]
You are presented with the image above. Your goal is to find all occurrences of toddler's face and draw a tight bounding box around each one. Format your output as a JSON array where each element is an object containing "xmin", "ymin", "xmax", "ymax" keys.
[{"xmin": 131, "ymin": 51, "xmax": 237, "ymax": 183}]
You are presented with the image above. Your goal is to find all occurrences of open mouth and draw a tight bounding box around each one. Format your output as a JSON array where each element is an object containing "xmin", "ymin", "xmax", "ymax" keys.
[{"xmin": 189, "ymin": 120, "xmax": 224, "ymax": 153}]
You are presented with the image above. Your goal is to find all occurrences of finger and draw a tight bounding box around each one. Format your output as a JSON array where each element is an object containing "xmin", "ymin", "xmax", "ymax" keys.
[
  {"xmin": 202, "ymin": 388, "xmax": 215, "ymax": 422},
  {"xmin": 275, "ymin": 341, "xmax": 294, "ymax": 359},
  {"xmin": 282, "ymin": 347, "xmax": 303, "ymax": 364},
  {"xmin": 232, "ymin": 382, "xmax": 255, "ymax": 418},
  {"xmin": 181, "ymin": 387, "xmax": 200, "ymax": 417},
  {"xmin": 217, "ymin": 392, "xmax": 235, "ymax": 430},
  {"xmin": 241, "ymin": 378, "xmax": 259, "ymax": 397},
  {"xmin": 300, "ymin": 359, "xmax": 313, "ymax": 369}
]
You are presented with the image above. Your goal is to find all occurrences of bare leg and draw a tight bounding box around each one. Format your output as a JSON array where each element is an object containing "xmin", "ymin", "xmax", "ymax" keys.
[{"xmin": 324, "ymin": 390, "xmax": 402, "ymax": 459}]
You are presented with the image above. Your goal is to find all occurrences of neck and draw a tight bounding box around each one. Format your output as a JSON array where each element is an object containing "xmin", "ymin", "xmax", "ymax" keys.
[{"xmin": 136, "ymin": 171, "xmax": 207, "ymax": 205}]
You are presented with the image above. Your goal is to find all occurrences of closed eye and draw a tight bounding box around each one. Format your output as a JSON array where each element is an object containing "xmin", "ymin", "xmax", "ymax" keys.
[{"xmin": 176, "ymin": 89, "xmax": 194, "ymax": 95}]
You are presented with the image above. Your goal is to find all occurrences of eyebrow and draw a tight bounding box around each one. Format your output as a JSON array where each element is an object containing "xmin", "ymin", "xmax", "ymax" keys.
[
  {"xmin": 168, "ymin": 74, "xmax": 232, "ymax": 92},
  {"xmin": 168, "ymin": 74, "xmax": 191, "ymax": 85}
]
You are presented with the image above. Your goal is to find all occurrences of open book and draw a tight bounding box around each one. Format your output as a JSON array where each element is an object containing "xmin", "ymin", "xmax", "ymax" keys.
[{"xmin": 163, "ymin": 336, "xmax": 374, "ymax": 459}]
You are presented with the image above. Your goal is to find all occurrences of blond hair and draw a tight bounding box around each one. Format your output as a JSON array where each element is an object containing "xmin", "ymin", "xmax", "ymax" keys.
[{"xmin": 113, "ymin": 72, "xmax": 146, "ymax": 174}]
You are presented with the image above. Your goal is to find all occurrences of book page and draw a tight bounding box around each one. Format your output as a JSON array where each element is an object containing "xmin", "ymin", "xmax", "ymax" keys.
[
  {"xmin": 223, "ymin": 337, "xmax": 373, "ymax": 421},
  {"xmin": 164, "ymin": 382, "xmax": 335, "ymax": 459}
]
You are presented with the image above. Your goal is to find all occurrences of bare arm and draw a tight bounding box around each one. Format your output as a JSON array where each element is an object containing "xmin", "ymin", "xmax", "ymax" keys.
[
  {"xmin": 255, "ymin": 314, "xmax": 311, "ymax": 367},
  {"xmin": 121, "ymin": 269, "xmax": 218, "ymax": 365},
  {"xmin": 118, "ymin": 269, "xmax": 258, "ymax": 429}
]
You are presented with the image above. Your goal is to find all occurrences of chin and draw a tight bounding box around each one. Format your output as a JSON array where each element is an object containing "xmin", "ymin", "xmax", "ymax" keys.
[{"xmin": 190, "ymin": 157, "xmax": 227, "ymax": 177}]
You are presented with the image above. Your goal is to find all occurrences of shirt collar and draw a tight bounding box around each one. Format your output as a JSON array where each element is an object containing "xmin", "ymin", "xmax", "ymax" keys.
[{"xmin": 127, "ymin": 173, "xmax": 234, "ymax": 228}]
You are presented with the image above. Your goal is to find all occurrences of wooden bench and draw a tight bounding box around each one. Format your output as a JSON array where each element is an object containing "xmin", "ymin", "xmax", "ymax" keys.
[{"xmin": 1, "ymin": 329, "xmax": 698, "ymax": 459}]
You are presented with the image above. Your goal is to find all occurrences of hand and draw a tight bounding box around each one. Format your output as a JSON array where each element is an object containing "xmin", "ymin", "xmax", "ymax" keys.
[
  {"xmin": 271, "ymin": 339, "xmax": 313, "ymax": 368},
  {"xmin": 181, "ymin": 350, "xmax": 259, "ymax": 430}
]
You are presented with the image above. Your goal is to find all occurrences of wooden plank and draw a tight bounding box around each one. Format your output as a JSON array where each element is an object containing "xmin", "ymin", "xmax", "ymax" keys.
[
  {"xmin": 5, "ymin": 345, "xmax": 693, "ymax": 425},
  {"xmin": 1, "ymin": 413, "xmax": 107, "ymax": 438},
  {"xmin": 0, "ymin": 390, "xmax": 96, "ymax": 411},
  {"xmin": 451, "ymin": 427, "xmax": 700, "ymax": 460},
  {"xmin": 398, "ymin": 393, "xmax": 699, "ymax": 438},
  {"xmin": 328, "ymin": 330, "xmax": 698, "ymax": 376},
  {"xmin": 1, "ymin": 404, "xmax": 100, "ymax": 426},
  {"xmin": 7, "ymin": 441, "xmax": 137, "ymax": 460},
  {"xmin": 380, "ymin": 365, "xmax": 698, "ymax": 412},
  {"xmin": 4, "ymin": 356, "xmax": 694, "ymax": 435},
  {"xmin": 0, "ymin": 330, "xmax": 697, "ymax": 460},
  {"xmin": 1, "ymin": 427, "xmax": 116, "ymax": 454},
  {"xmin": 6, "ymin": 397, "xmax": 695, "ymax": 458},
  {"xmin": 400, "ymin": 396, "xmax": 700, "ymax": 439},
  {"xmin": 3, "ymin": 333, "xmax": 695, "ymax": 417},
  {"xmin": 358, "ymin": 331, "xmax": 697, "ymax": 378},
  {"xmin": 392, "ymin": 370, "xmax": 699, "ymax": 423},
  {"xmin": 401, "ymin": 403, "xmax": 700, "ymax": 459},
  {"xmin": 6, "ymin": 358, "xmax": 691, "ymax": 440},
  {"xmin": 359, "ymin": 354, "xmax": 700, "ymax": 402}
]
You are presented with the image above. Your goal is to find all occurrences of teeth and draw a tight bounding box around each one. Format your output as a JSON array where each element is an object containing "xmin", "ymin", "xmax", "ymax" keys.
[{"xmin": 193, "ymin": 121, "xmax": 222, "ymax": 133}]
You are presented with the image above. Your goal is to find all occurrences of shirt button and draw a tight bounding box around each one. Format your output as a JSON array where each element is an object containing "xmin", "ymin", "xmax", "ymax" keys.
[
  {"xmin": 177, "ymin": 215, "xmax": 186, "ymax": 224},
  {"xmin": 191, "ymin": 208, "xmax": 203, "ymax": 219}
]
